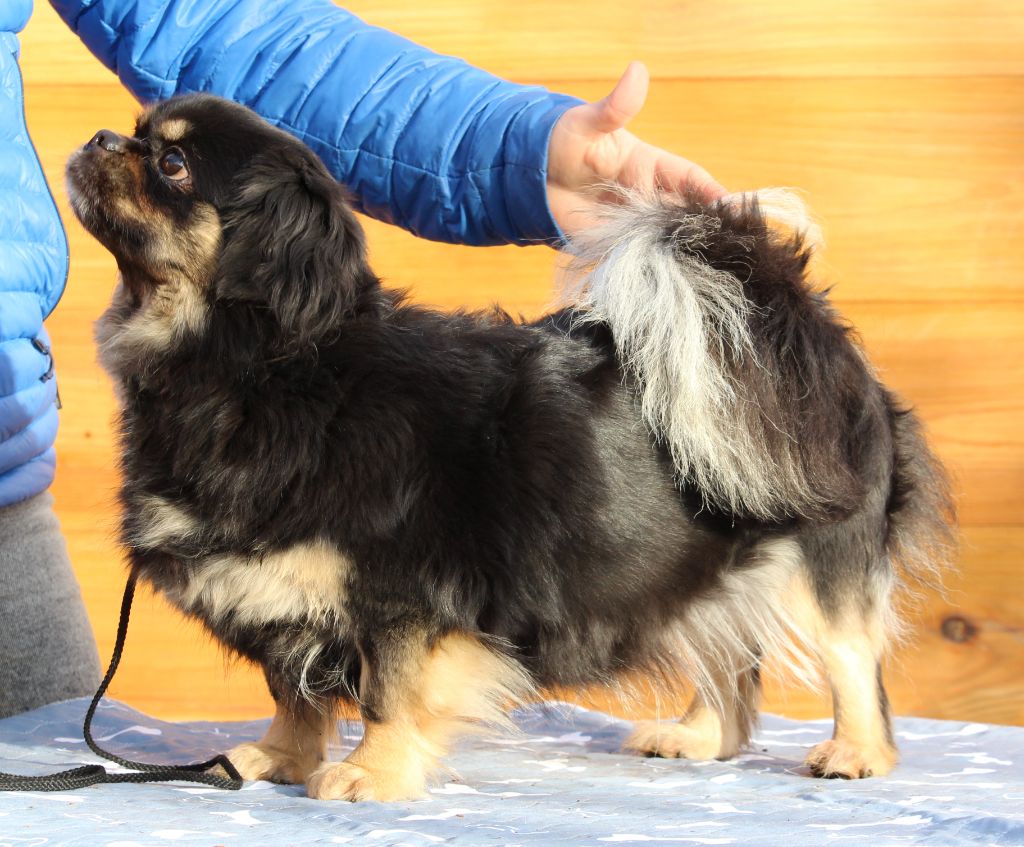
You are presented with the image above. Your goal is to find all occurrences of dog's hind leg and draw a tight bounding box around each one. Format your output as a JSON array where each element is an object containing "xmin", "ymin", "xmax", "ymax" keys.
[
  {"xmin": 227, "ymin": 694, "xmax": 336, "ymax": 784},
  {"xmin": 803, "ymin": 609, "xmax": 898, "ymax": 779},
  {"xmin": 627, "ymin": 537, "xmax": 813, "ymax": 762},
  {"xmin": 307, "ymin": 629, "xmax": 532, "ymax": 801},
  {"xmin": 795, "ymin": 536, "xmax": 900, "ymax": 778},
  {"xmin": 625, "ymin": 661, "xmax": 761, "ymax": 761}
]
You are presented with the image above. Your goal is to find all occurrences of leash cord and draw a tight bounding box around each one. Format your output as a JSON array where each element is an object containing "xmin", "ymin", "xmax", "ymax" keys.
[{"xmin": 0, "ymin": 573, "xmax": 243, "ymax": 791}]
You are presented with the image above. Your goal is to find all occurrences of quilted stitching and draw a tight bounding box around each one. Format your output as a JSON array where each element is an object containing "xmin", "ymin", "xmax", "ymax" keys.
[{"xmin": 0, "ymin": 8, "xmax": 68, "ymax": 505}]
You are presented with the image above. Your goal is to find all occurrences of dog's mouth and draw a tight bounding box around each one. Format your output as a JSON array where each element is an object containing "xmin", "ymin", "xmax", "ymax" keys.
[
  {"xmin": 66, "ymin": 139, "xmax": 152, "ymax": 259},
  {"xmin": 65, "ymin": 149, "xmax": 106, "ymax": 233}
]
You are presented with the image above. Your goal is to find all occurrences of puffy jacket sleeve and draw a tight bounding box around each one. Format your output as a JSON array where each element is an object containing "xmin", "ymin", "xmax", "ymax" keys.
[
  {"xmin": 0, "ymin": 305, "xmax": 59, "ymax": 508},
  {"xmin": 49, "ymin": 0, "xmax": 582, "ymax": 246}
]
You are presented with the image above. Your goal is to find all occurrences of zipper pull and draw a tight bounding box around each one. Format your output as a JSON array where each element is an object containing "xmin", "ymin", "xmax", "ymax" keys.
[{"xmin": 31, "ymin": 337, "xmax": 61, "ymax": 409}]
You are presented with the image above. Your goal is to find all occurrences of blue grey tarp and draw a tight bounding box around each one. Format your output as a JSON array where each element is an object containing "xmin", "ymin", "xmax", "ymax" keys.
[{"xmin": 2, "ymin": 698, "xmax": 1023, "ymax": 846}]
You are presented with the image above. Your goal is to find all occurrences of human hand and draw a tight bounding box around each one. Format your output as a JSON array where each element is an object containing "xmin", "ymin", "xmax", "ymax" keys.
[{"xmin": 546, "ymin": 61, "xmax": 727, "ymax": 240}]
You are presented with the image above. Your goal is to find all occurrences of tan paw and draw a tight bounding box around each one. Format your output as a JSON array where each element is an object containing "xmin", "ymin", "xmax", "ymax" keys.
[
  {"xmin": 227, "ymin": 742, "xmax": 316, "ymax": 785},
  {"xmin": 624, "ymin": 720, "xmax": 726, "ymax": 761},
  {"xmin": 306, "ymin": 760, "xmax": 425, "ymax": 802},
  {"xmin": 804, "ymin": 738, "xmax": 898, "ymax": 779}
]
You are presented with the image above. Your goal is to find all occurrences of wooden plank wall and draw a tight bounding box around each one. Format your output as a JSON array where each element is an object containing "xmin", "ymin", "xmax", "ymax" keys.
[{"xmin": 18, "ymin": 1, "xmax": 1024, "ymax": 724}]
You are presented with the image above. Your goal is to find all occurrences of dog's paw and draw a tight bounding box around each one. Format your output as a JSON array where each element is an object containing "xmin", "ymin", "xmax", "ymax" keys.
[
  {"xmin": 624, "ymin": 719, "xmax": 724, "ymax": 761},
  {"xmin": 226, "ymin": 742, "xmax": 314, "ymax": 785},
  {"xmin": 804, "ymin": 739, "xmax": 897, "ymax": 779},
  {"xmin": 306, "ymin": 760, "xmax": 425, "ymax": 802}
]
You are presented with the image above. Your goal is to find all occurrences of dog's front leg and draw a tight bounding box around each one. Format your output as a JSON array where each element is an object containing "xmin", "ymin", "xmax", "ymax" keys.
[
  {"xmin": 307, "ymin": 627, "xmax": 530, "ymax": 802},
  {"xmin": 306, "ymin": 624, "xmax": 438, "ymax": 802},
  {"xmin": 227, "ymin": 696, "xmax": 335, "ymax": 785}
]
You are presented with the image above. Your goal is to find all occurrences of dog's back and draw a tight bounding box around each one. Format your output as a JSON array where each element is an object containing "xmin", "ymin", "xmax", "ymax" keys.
[{"xmin": 557, "ymin": 191, "xmax": 955, "ymax": 777}]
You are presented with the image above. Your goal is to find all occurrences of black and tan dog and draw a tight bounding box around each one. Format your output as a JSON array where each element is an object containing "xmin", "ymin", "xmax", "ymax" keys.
[{"xmin": 65, "ymin": 94, "xmax": 954, "ymax": 801}]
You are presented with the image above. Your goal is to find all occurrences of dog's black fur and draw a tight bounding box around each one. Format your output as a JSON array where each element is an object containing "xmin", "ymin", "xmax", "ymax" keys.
[{"xmin": 66, "ymin": 94, "xmax": 953, "ymax": 797}]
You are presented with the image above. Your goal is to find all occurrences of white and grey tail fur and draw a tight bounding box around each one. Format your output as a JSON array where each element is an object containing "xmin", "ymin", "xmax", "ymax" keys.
[{"xmin": 560, "ymin": 188, "xmax": 833, "ymax": 522}]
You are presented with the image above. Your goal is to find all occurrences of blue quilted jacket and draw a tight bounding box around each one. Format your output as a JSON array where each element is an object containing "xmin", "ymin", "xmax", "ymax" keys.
[
  {"xmin": 0, "ymin": 0, "xmax": 582, "ymax": 508},
  {"xmin": 0, "ymin": 0, "xmax": 66, "ymax": 509}
]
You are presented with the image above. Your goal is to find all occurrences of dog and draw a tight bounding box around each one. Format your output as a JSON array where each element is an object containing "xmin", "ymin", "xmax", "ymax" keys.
[{"xmin": 65, "ymin": 93, "xmax": 954, "ymax": 801}]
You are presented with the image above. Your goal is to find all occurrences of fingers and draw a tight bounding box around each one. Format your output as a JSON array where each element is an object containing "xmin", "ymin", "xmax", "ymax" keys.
[
  {"xmin": 654, "ymin": 152, "xmax": 729, "ymax": 202},
  {"xmin": 589, "ymin": 63, "xmax": 728, "ymax": 198},
  {"xmin": 590, "ymin": 61, "xmax": 650, "ymax": 134}
]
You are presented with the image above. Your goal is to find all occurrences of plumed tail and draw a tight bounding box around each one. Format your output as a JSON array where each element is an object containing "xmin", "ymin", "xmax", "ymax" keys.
[
  {"xmin": 885, "ymin": 396, "xmax": 957, "ymax": 595},
  {"xmin": 559, "ymin": 188, "xmax": 864, "ymax": 522}
]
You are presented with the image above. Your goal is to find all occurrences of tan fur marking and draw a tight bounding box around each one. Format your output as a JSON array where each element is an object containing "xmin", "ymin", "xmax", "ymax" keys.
[
  {"xmin": 187, "ymin": 205, "xmax": 223, "ymax": 268},
  {"xmin": 140, "ymin": 203, "xmax": 221, "ymax": 289},
  {"xmin": 626, "ymin": 665, "xmax": 760, "ymax": 761},
  {"xmin": 166, "ymin": 541, "xmax": 351, "ymax": 628},
  {"xmin": 158, "ymin": 118, "xmax": 191, "ymax": 142},
  {"xmin": 113, "ymin": 193, "xmax": 147, "ymax": 220},
  {"xmin": 782, "ymin": 574, "xmax": 899, "ymax": 778},
  {"xmin": 743, "ymin": 560, "xmax": 898, "ymax": 777},
  {"xmin": 654, "ymin": 538, "xmax": 819, "ymax": 720},
  {"xmin": 96, "ymin": 275, "xmax": 210, "ymax": 377},
  {"xmin": 630, "ymin": 562, "xmax": 896, "ymax": 776},
  {"xmin": 805, "ymin": 737, "xmax": 896, "ymax": 780},
  {"xmin": 805, "ymin": 625, "xmax": 898, "ymax": 778},
  {"xmin": 307, "ymin": 633, "xmax": 532, "ymax": 801},
  {"xmin": 627, "ymin": 712, "xmax": 724, "ymax": 762},
  {"xmin": 133, "ymin": 495, "xmax": 202, "ymax": 548},
  {"xmin": 629, "ymin": 541, "xmax": 895, "ymax": 765},
  {"xmin": 94, "ymin": 203, "xmax": 222, "ymax": 378},
  {"xmin": 228, "ymin": 699, "xmax": 336, "ymax": 784},
  {"xmin": 308, "ymin": 719, "xmax": 436, "ymax": 802}
]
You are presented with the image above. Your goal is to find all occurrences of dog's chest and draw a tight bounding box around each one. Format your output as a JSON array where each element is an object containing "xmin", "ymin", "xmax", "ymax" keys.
[
  {"xmin": 133, "ymin": 497, "xmax": 351, "ymax": 630},
  {"xmin": 168, "ymin": 544, "xmax": 351, "ymax": 630}
]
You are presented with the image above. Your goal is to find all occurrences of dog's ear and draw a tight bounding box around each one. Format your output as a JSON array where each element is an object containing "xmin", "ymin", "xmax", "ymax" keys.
[{"xmin": 215, "ymin": 145, "xmax": 370, "ymax": 344}]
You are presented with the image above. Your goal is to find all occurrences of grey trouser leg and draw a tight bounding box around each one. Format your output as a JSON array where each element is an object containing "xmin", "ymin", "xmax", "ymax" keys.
[{"xmin": 0, "ymin": 492, "xmax": 101, "ymax": 718}]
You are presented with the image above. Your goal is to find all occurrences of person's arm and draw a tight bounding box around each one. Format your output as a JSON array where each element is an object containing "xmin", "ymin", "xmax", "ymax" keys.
[{"xmin": 50, "ymin": 0, "xmax": 580, "ymax": 247}]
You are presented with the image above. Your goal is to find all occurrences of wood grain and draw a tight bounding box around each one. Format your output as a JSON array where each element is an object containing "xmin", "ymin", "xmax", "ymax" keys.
[
  {"xmin": 21, "ymin": 0, "xmax": 1024, "ymax": 83},
  {"xmin": 26, "ymin": 78, "xmax": 1024, "ymax": 305},
  {"xmin": 17, "ymin": 2, "xmax": 1024, "ymax": 724}
]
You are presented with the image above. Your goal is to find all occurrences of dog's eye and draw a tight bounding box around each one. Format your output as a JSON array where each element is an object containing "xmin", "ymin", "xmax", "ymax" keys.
[{"xmin": 158, "ymin": 148, "xmax": 189, "ymax": 182}]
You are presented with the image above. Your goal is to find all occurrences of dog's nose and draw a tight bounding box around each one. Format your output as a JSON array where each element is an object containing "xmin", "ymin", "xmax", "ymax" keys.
[{"xmin": 89, "ymin": 129, "xmax": 126, "ymax": 153}]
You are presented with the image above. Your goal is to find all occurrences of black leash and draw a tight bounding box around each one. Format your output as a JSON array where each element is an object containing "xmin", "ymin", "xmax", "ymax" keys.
[{"xmin": 0, "ymin": 573, "xmax": 243, "ymax": 791}]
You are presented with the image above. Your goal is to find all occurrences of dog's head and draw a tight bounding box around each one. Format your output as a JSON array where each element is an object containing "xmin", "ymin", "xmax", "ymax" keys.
[{"xmin": 67, "ymin": 94, "xmax": 373, "ymax": 347}]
